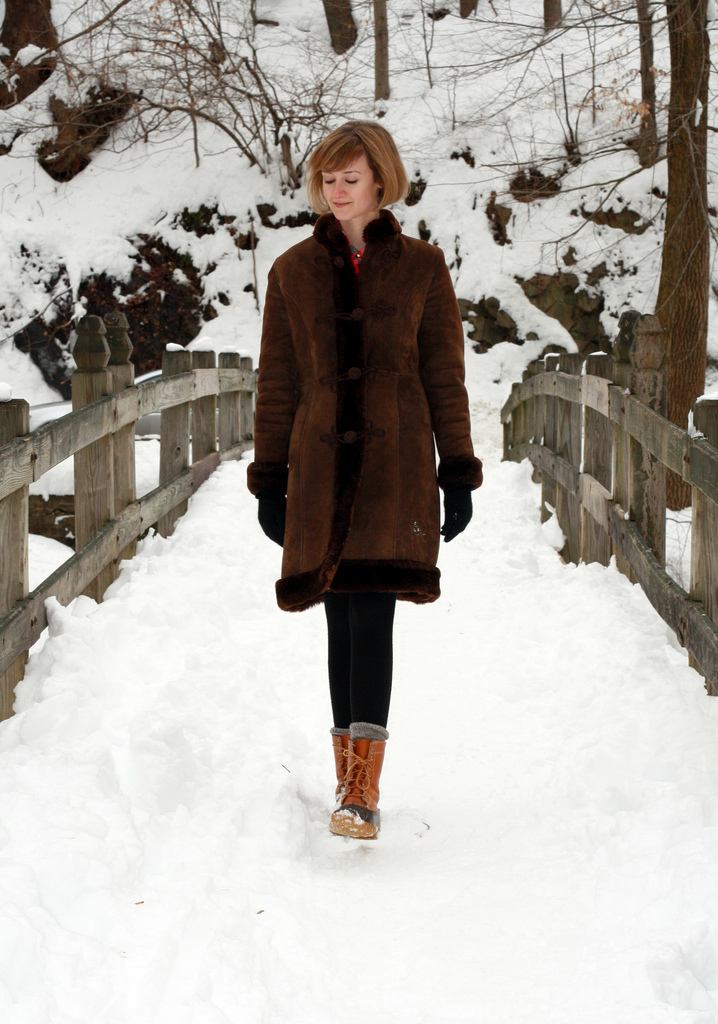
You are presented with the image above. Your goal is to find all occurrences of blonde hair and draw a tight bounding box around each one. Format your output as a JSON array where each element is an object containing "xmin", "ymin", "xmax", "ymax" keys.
[{"xmin": 306, "ymin": 121, "xmax": 409, "ymax": 215}]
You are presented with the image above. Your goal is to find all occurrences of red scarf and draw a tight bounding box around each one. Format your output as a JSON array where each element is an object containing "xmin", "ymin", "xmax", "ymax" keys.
[{"xmin": 350, "ymin": 247, "xmax": 364, "ymax": 274}]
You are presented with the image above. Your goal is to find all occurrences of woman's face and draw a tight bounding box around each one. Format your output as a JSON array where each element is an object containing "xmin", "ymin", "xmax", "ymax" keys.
[{"xmin": 321, "ymin": 152, "xmax": 381, "ymax": 225}]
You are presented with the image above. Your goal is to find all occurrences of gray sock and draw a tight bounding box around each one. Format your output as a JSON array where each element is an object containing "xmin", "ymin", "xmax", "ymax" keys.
[{"xmin": 350, "ymin": 721, "xmax": 389, "ymax": 742}]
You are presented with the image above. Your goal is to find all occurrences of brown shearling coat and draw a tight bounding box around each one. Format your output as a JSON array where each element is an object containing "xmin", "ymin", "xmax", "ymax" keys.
[{"xmin": 247, "ymin": 209, "xmax": 482, "ymax": 612}]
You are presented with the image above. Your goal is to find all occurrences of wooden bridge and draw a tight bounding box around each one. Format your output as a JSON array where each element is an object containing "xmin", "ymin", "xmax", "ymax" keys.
[
  {"xmin": 0, "ymin": 313, "xmax": 257, "ymax": 721},
  {"xmin": 502, "ymin": 310, "xmax": 718, "ymax": 694},
  {"xmin": 3, "ymin": 305, "xmax": 716, "ymax": 723}
]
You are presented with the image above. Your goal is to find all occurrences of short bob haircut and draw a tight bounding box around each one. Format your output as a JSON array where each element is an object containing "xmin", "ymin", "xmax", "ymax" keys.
[{"xmin": 306, "ymin": 121, "xmax": 409, "ymax": 215}]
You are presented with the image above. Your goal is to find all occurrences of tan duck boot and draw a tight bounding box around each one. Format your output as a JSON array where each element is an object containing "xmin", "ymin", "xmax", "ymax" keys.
[
  {"xmin": 330, "ymin": 728, "xmax": 351, "ymax": 808},
  {"xmin": 329, "ymin": 723, "xmax": 388, "ymax": 840}
]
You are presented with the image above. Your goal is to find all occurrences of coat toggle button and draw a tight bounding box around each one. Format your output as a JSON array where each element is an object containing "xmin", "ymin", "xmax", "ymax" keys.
[
  {"xmin": 347, "ymin": 366, "xmax": 362, "ymax": 380},
  {"xmin": 333, "ymin": 257, "xmax": 345, "ymax": 268},
  {"xmin": 342, "ymin": 430, "xmax": 357, "ymax": 443},
  {"xmin": 351, "ymin": 308, "xmax": 364, "ymax": 320}
]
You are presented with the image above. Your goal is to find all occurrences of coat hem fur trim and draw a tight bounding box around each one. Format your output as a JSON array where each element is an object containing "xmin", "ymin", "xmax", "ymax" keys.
[
  {"xmin": 437, "ymin": 454, "xmax": 483, "ymax": 490},
  {"xmin": 275, "ymin": 565, "xmax": 331, "ymax": 612},
  {"xmin": 275, "ymin": 559, "xmax": 441, "ymax": 611}
]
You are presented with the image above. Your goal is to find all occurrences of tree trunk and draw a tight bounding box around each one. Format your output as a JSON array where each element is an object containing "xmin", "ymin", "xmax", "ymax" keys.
[
  {"xmin": 321, "ymin": 0, "xmax": 357, "ymax": 55},
  {"xmin": 635, "ymin": 0, "xmax": 659, "ymax": 166},
  {"xmin": 656, "ymin": 0, "xmax": 709, "ymax": 510},
  {"xmin": 0, "ymin": 0, "xmax": 58, "ymax": 108},
  {"xmin": 460, "ymin": 0, "xmax": 479, "ymax": 17},
  {"xmin": 544, "ymin": 0, "xmax": 562, "ymax": 31},
  {"xmin": 374, "ymin": 0, "xmax": 390, "ymax": 102}
]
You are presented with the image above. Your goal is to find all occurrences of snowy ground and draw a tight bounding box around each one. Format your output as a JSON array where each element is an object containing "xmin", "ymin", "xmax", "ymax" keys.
[{"xmin": 2, "ymin": 345, "xmax": 718, "ymax": 1023}]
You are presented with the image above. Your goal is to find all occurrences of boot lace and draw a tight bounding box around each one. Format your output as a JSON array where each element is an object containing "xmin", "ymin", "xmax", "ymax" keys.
[{"xmin": 343, "ymin": 752, "xmax": 373, "ymax": 804}]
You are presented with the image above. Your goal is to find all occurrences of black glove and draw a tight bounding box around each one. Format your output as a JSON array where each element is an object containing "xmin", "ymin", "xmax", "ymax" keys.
[
  {"xmin": 257, "ymin": 493, "xmax": 286, "ymax": 547},
  {"xmin": 440, "ymin": 485, "xmax": 473, "ymax": 542}
]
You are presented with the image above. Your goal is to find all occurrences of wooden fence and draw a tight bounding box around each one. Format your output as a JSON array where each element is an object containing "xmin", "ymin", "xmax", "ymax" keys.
[
  {"xmin": 0, "ymin": 312, "xmax": 257, "ymax": 721},
  {"xmin": 501, "ymin": 309, "xmax": 718, "ymax": 696}
]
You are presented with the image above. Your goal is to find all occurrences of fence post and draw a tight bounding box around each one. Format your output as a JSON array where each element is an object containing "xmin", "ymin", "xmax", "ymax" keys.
[
  {"xmin": 689, "ymin": 397, "xmax": 718, "ymax": 692},
  {"xmin": 541, "ymin": 353, "xmax": 560, "ymax": 523},
  {"xmin": 158, "ymin": 347, "xmax": 191, "ymax": 538},
  {"xmin": 525, "ymin": 358, "xmax": 544, "ymax": 482},
  {"xmin": 104, "ymin": 311, "xmax": 136, "ymax": 565},
  {"xmin": 627, "ymin": 314, "xmax": 666, "ymax": 566},
  {"xmin": 503, "ymin": 382, "xmax": 519, "ymax": 460},
  {"xmin": 611, "ymin": 313, "xmax": 635, "ymax": 580},
  {"xmin": 240, "ymin": 355, "xmax": 255, "ymax": 441},
  {"xmin": 521, "ymin": 366, "xmax": 533, "ymax": 450},
  {"xmin": 581, "ymin": 352, "xmax": 613, "ymax": 566},
  {"xmin": 218, "ymin": 351, "xmax": 241, "ymax": 452},
  {"xmin": 0, "ymin": 394, "xmax": 29, "ymax": 721},
  {"xmin": 191, "ymin": 350, "xmax": 217, "ymax": 462},
  {"xmin": 556, "ymin": 352, "xmax": 583, "ymax": 564},
  {"xmin": 72, "ymin": 315, "xmax": 115, "ymax": 602}
]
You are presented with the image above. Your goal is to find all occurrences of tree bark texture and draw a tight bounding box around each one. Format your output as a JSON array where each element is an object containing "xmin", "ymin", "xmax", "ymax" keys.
[
  {"xmin": 321, "ymin": 0, "xmax": 357, "ymax": 55},
  {"xmin": 374, "ymin": 0, "xmax": 390, "ymax": 102},
  {"xmin": 656, "ymin": 0, "xmax": 709, "ymax": 509},
  {"xmin": 460, "ymin": 0, "xmax": 479, "ymax": 17},
  {"xmin": 0, "ymin": 0, "xmax": 58, "ymax": 108},
  {"xmin": 544, "ymin": 0, "xmax": 562, "ymax": 31},
  {"xmin": 635, "ymin": 0, "xmax": 659, "ymax": 167}
]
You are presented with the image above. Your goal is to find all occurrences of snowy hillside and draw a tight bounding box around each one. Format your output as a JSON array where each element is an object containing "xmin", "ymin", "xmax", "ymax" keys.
[{"xmin": 1, "ymin": 0, "xmax": 717, "ymax": 404}]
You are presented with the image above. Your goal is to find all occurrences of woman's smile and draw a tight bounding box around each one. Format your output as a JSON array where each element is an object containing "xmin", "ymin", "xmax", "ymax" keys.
[{"xmin": 321, "ymin": 153, "xmax": 382, "ymax": 246}]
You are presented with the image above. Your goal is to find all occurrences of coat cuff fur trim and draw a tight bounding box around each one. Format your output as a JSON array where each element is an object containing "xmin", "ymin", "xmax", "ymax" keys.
[
  {"xmin": 437, "ymin": 455, "xmax": 483, "ymax": 491},
  {"xmin": 247, "ymin": 461, "xmax": 289, "ymax": 496}
]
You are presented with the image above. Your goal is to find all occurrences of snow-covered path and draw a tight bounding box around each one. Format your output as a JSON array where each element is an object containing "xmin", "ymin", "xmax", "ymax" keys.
[{"xmin": 3, "ymin": 418, "xmax": 718, "ymax": 1022}]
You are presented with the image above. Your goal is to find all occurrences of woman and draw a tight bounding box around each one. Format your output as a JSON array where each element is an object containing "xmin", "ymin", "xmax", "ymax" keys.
[{"xmin": 247, "ymin": 121, "xmax": 482, "ymax": 840}]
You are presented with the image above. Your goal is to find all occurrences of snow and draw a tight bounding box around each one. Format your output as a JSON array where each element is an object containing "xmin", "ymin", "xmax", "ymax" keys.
[
  {"xmin": 0, "ymin": 381, "xmax": 11, "ymax": 401},
  {"xmin": 2, "ymin": 345, "xmax": 718, "ymax": 1020},
  {"xmin": 0, "ymin": 340, "xmax": 60, "ymax": 405},
  {"xmin": 29, "ymin": 438, "xmax": 160, "ymax": 500},
  {"xmin": 187, "ymin": 337, "xmax": 217, "ymax": 353},
  {"xmin": 27, "ymin": 534, "xmax": 72, "ymax": 592},
  {"xmin": 2, "ymin": 0, "xmax": 717, "ymax": 398},
  {"xmin": 15, "ymin": 45, "xmax": 48, "ymax": 68},
  {"xmin": 665, "ymin": 507, "xmax": 692, "ymax": 590}
]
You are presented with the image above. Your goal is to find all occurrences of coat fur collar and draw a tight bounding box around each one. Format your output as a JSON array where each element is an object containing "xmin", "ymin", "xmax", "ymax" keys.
[{"xmin": 313, "ymin": 208, "xmax": 403, "ymax": 253}]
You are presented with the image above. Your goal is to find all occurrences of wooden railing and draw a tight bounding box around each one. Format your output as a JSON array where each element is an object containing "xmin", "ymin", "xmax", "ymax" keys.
[
  {"xmin": 501, "ymin": 310, "xmax": 718, "ymax": 695},
  {"xmin": 0, "ymin": 312, "xmax": 257, "ymax": 720}
]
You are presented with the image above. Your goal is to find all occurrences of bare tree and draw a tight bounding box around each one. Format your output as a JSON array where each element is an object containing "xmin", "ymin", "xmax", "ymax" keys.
[
  {"xmin": 0, "ymin": 0, "xmax": 57, "ymax": 107},
  {"xmin": 374, "ymin": 0, "xmax": 390, "ymax": 102},
  {"xmin": 321, "ymin": 0, "xmax": 358, "ymax": 54},
  {"xmin": 4, "ymin": 0, "xmax": 353, "ymax": 189},
  {"xmin": 635, "ymin": 0, "xmax": 658, "ymax": 167},
  {"xmin": 544, "ymin": 0, "xmax": 562, "ymax": 31},
  {"xmin": 656, "ymin": 0, "xmax": 709, "ymax": 509}
]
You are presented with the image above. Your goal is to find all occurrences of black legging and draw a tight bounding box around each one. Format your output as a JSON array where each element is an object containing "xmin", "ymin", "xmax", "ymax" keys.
[{"xmin": 324, "ymin": 591, "xmax": 397, "ymax": 730}]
